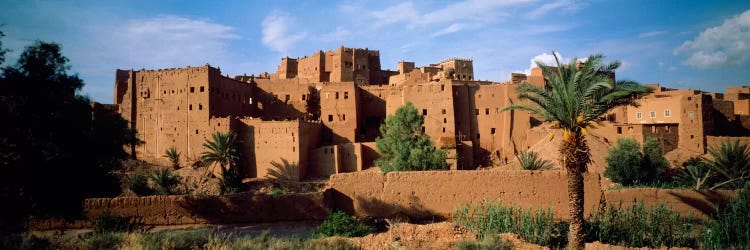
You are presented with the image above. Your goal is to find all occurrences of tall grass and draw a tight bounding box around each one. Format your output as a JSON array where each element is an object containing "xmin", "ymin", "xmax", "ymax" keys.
[
  {"xmin": 453, "ymin": 200, "xmax": 567, "ymax": 248},
  {"xmin": 701, "ymin": 183, "xmax": 750, "ymax": 249},
  {"xmin": 585, "ymin": 202, "xmax": 698, "ymax": 248}
]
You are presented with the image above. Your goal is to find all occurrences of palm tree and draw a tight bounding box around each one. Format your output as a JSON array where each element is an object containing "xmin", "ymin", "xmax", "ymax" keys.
[
  {"xmin": 503, "ymin": 53, "xmax": 650, "ymax": 248},
  {"xmin": 201, "ymin": 131, "xmax": 241, "ymax": 174},
  {"xmin": 163, "ymin": 147, "xmax": 180, "ymax": 169}
]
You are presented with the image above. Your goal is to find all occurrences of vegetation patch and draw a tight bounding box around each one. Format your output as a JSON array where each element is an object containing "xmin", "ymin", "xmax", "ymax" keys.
[{"xmin": 313, "ymin": 210, "xmax": 376, "ymax": 238}]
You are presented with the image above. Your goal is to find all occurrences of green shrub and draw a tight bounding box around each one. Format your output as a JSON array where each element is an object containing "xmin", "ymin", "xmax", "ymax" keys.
[
  {"xmin": 83, "ymin": 232, "xmax": 124, "ymax": 250},
  {"xmin": 270, "ymin": 188, "xmax": 284, "ymax": 197},
  {"xmin": 127, "ymin": 172, "xmax": 153, "ymax": 196},
  {"xmin": 605, "ymin": 138, "xmax": 667, "ymax": 186},
  {"xmin": 313, "ymin": 210, "xmax": 375, "ymax": 237},
  {"xmin": 585, "ymin": 202, "xmax": 697, "ymax": 248},
  {"xmin": 453, "ymin": 200, "xmax": 567, "ymax": 248},
  {"xmin": 705, "ymin": 138, "xmax": 750, "ymax": 189},
  {"xmin": 674, "ymin": 157, "xmax": 715, "ymax": 190},
  {"xmin": 93, "ymin": 210, "xmax": 143, "ymax": 234},
  {"xmin": 219, "ymin": 167, "xmax": 243, "ymax": 195},
  {"xmin": 375, "ymin": 102, "xmax": 448, "ymax": 172},
  {"xmin": 268, "ymin": 159, "xmax": 299, "ymax": 180},
  {"xmin": 456, "ymin": 236, "xmax": 513, "ymax": 250},
  {"xmin": 516, "ymin": 150, "xmax": 553, "ymax": 170},
  {"xmin": 140, "ymin": 228, "xmax": 211, "ymax": 250},
  {"xmin": 150, "ymin": 168, "xmax": 181, "ymax": 195},
  {"xmin": 701, "ymin": 182, "xmax": 750, "ymax": 249},
  {"xmin": 163, "ymin": 147, "xmax": 181, "ymax": 169},
  {"xmin": 1, "ymin": 234, "xmax": 52, "ymax": 250}
]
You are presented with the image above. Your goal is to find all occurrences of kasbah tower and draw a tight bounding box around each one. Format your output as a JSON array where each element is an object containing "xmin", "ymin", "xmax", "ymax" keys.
[{"xmin": 114, "ymin": 46, "xmax": 750, "ymax": 180}]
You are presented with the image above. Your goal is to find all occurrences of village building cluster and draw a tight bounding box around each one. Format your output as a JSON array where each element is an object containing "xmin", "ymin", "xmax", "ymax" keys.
[{"xmin": 114, "ymin": 46, "xmax": 750, "ymax": 180}]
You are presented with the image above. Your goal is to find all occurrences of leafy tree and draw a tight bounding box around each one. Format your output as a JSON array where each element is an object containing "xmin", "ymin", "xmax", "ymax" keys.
[
  {"xmin": 163, "ymin": 147, "xmax": 180, "ymax": 169},
  {"xmin": 375, "ymin": 102, "xmax": 448, "ymax": 172},
  {"xmin": 201, "ymin": 131, "xmax": 240, "ymax": 173},
  {"xmin": 0, "ymin": 39, "xmax": 134, "ymax": 233},
  {"xmin": 516, "ymin": 150, "xmax": 553, "ymax": 170},
  {"xmin": 150, "ymin": 168, "xmax": 181, "ymax": 195},
  {"xmin": 605, "ymin": 138, "xmax": 668, "ymax": 186},
  {"xmin": 305, "ymin": 85, "xmax": 320, "ymax": 121},
  {"xmin": 641, "ymin": 138, "xmax": 669, "ymax": 181},
  {"xmin": 503, "ymin": 53, "xmax": 650, "ymax": 248}
]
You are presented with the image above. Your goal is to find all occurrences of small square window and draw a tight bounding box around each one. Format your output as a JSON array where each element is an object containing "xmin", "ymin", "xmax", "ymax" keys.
[
  {"xmin": 617, "ymin": 127, "xmax": 622, "ymax": 134},
  {"xmin": 189, "ymin": 104, "xmax": 193, "ymax": 110},
  {"xmin": 328, "ymin": 115, "xmax": 333, "ymax": 122},
  {"xmin": 442, "ymin": 109, "xmax": 446, "ymax": 114},
  {"xmin": 664, "ymin": 109, "xmax": 671, "ymax": 117},
  {"xmin": 335, "ymin": 92, "xmax": 339, "ymax": 99},
  {"xmin": 302, "ymin": 94, "xmax": 306, "ymax": 101},
  {"xmin": 636, "ymin": 112, "xmax": 642, "ymax": 119},
  {"xmin": 475, "ymin": 109, "xmax": 479, "ymax": 115},
  {"xmin": 344, "ymin": 92, "xmax": 349, "ymax": 99},
  {"xmin": 198, "ymin": 104, "xmax": 203, "ymax": 110},
  {"xmin": 200, "ymin": 86, "xmax": 205, "ymax": 92},
  {"xmin": 485, "ymin": 108, "xmax": 489, "ymax": 115},
  {"xmin": 190, "ymin": 87, "xmax": 195, "ymax": 93},
  {"xmin": 650, "ymin": 111, "xmax": 656, "ymax": 118},
  {"xmin": 423, "ymin": 109, "xmax": 427, "ymax": 116},
  {"xmin": 491, "ymin": 128, "xmax": 496, "ymax": 134},
  {"xmin": 342, "ymin": 114, "xmax": 346, "ymax": 121}
]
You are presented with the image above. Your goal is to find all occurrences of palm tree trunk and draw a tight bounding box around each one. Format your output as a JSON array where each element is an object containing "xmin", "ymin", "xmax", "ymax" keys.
[{"xmin": 560, "ymin": 132, "xmax": 590, "ymax": 249}]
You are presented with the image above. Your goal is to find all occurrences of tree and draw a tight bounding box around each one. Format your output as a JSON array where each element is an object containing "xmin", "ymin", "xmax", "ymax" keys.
[
  {"xmin": 705, "ymin": 138, "xmax": 750, "ymax": 189},
  {"xmin": 375, "ymin": 102, "xmax": 448, "ymax": 172},
  {"xmin": 503, "ymin": 53, "xmax": 650, "ymax": 248},
  {"xmin": 163, "ymin": 147, "xmax": 180, "ymax": 169},
  {"xmin": 604, "ymin": 138, "xmax": 645, "ymax": 185},
  {"xmin": 0, "ymin": 39, "xmax": 133, "ymax": 233},
  {"xmin": 305, "ymin": 85, "xmax": 320, "ymax": 121},
  {"xmin": 150, "ymin": 168, "xmax": 181, "ymax": 195},
  {"xmin": 201, "ymin": 131, "xmax": 242, "ymax": 194}
]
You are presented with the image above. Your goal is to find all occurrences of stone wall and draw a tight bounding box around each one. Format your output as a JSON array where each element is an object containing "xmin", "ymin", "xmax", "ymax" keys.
[{"xmin": 327, "ymin": 170, "xmax": 603, "ymax": 220}]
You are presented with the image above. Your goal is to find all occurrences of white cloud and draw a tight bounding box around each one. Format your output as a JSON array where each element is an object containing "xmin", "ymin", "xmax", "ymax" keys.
[
  {"xmin": 109, "ymin": 15, "xmax": 239, "ymax": 69},
  {"xmin": 370, "ymin": 0, "xmax": 532, "ymax": 29},
  {"xmin": 431, "ymin": 23, "xmax": 468, "ymax": 38},
  {"xmin": 674, "ymin": 9, "xmax": 750, "ymax": 69},
  {"xmin": 639, "ymin": 31, "xmax": 665, "ymax": 38},
  {"xmin": 518, "ymin": 52, "xmax": 568, "ymax": 75},
  {"xmin": 370, "ymin": 2, "xmax": 419, "ymax": 27},
  {"xmin": 526, "ymin": 0, "xmax": 585, "ymax": 20},
  {"xmin": 261, "ymin": 11, "xmax": 307, "ymax": 54},
  {"xmin": 315, "ymin": 27, "xmax": 352, "ymax": 42}
]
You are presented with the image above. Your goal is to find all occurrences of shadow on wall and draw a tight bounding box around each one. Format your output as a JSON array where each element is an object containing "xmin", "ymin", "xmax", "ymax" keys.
[
  {"xmin": 667, "ymin": 190, "xmax": 735, "ymax": 219},
  {"xmin": 177, "ymin": 192, "xmax": 330, "ymax": 224},
  {"xmin": 325, "ymin": 189, "xmax": 444, "ymax": 222}
]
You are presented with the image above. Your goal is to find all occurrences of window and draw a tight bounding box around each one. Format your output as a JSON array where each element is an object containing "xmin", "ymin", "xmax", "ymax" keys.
[
  {"xmin": 617, "ymin": 127, "xmax": 622, "ymax": 134},
  {"xmin": 444, "ymin": 118, "xmax": 447, "ymax": 123},
  {"xmin": 328, "ymin": 115, "xmax": 333, "ymax": 122},
  {"xmin": 195, "ymin": 130, "xmax": 199, "ymax": 134},
  {"xmin": 335, "ymin": 92, "xmax": 339, "ymax": 99},
  {"xmin": 342, "ymin": 114, "xmax": 346, "ymax": 121},
  {"xmin": 302, "ymin": 94, "xmax": 306, "ymax": 101},
  {"xmin": 423, "ymin": 109, "xmax": 427, "ymax": 116},
  {"xmin": 664, "ymin": 109, "xmax": 671, "ymax": 117},
  {"xmin": 198, "ymin": 104, "xmax": 203, "ymax": 110},
  {"xmin": 190, "ymin": 87, "xmax": 195, "ymax": 93},
  {"xmin": 477, "ymin": 133, "xmax": 480, "ymax": 139},
  {"xmin": 441, "ymin": 85, "xmax": 445, "ymax": 91},
  {"xmin": 442, "ymin": 127, "xmax": 445, "ymax": 133},
  {"xmin": 442, "ymin": 109, "xmax": 446, "ymax": 114},
  {"xmin": 475, "ymin": 109, "xmax": 479, "ymax": 115},
  {"xmin": 485, "ymin": 108, "xmax": 489, "ymax": 115},
  {"xmin": 650, "ymin": 111, "xmax": 656, "ymax": 118},
  {"xmin": 248, "ymin": 97, "xmax": 253, "ymax": 104},
  {"xmin": 636, "ymin": 112, "xmax": 642, "ymax": 119},
  {"xmin": 665, "ymin": 126, "xmax": 670, "ymax": 133},
  {"xmin": 491, "ymin": 128, "xmax": 496, "ymax": 134},
  {"xmin": 285, "ymin": 94, "xmax": 290, "ymax": 101},
  {"xmin": 652, "ymin": 126, "xmax": 656, "ymax": 133},
  {"xmin": 189, "ymin": 104, "xmax": 193, "ymax": 110},
  {"xmin": 688, "ymin": 111, "xmax": 695, "ymax": 119},
  {"xmin": 422, "ymin": 126, "xmax": 425, "ymax": 133},
  {"xmin": 200, "ymin": 86, "xmax": 204, "ymax": 92},
  {"xmin": 344, "ymin": 92, "xmax": 348, "ymax": 99}
]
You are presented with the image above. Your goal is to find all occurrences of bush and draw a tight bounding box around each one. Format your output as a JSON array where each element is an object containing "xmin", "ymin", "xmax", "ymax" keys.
[
  {"xmin": 163, "ymin": 147, "xmax": 180, "ymax": 169},
  {"xmin": 93, "ymin": 210, "xmax": 143, "ymax": 234},
  {"xmin": 83, "ymin": 232, "xmax": 124, "ymax": 250},
  {"xmin": 701, "ymin": 182, "xmax": 750, "ymax": 248},
  {"xmin": 219, "ymin": 167, "xmax": 243, "ymax": 195},
  {"xmin": 604, "ymin": 138, "xmax": 667, "ymax": 186},
  {"xmin": 140, "ymin": 229, "xmax": 211, "ymax": 250},
  {"xmin": 673, "ymin": 157, "xmax": 714, "ymax": 189},
  {"xmin": 1, "ymin": 234, "xmax": 52, "ymax": 250},
  {"xmin": 127, "ymin": 172, "xmax": 153, "ymax": 196},
  {"xmin": 585, "ymin": 202, "xmax": 697, "ymax": 248},
  {"xmin": 375, "ymin": 102, "xmax": 448, "ymax": 172},
  {"xmin": 270, "ymin": 188, "xmax": 284, "ymax": 197},
  {"xmin": 516, "ymin": 150, "xmax": 553, "ymax": 170},
  {"xmin": 313, "ymin": 210, "xmax": 376, "ymax": 237},
  {"xmin": 150, "ymin": 168, "xmax": 181, "ymax": 195},
  {"xmin": 453, "ymin": 200, "xmax": 567, "ymax": 248},
  {"xmin": 457, "ymin": 236, "xmax": 513, "ymax": 250}
]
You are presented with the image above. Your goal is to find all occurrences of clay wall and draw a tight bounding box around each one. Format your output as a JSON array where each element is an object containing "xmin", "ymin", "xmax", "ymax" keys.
[
  {"xmin": 628, "ymin": 94, "xmax": 709, "ymax": 154},
  {"xmin": 603, "ymin": 188, "xmax": 738, "ymax": 219},
  {"xmin": 329, "ymin": 47, "xmax": 354, "ymax": 82},
  {"xmin": 358, "ymin": 85, "xmax": 393, "ymax": 141},
  {"xmin": 328, "ymin": 170, "xmax": 603, "ymax": 220},
  {"xmin": 236, "ymin": 119, "xmax": 320, "ymax": 180},
  {"xmin": 310, "ymin": 145, "xmax": 338, "ymax": 178},
  {"xmin": 706, "ymin": 136, "xmax": 750, "ymax": 150},
  {"xmin": 276, "ymin": 58, "xmax": 298, "ymax": 79},
  {"xmin": 439, "ymin": 59, "xmax": 474, "ymax": 80},
  {"xmin": 473, "ymin": 83, "xmax": 530, "ymax": 165},
  {"xmin": 338, "ymin": 143, "xmax": 362, "ymax": 173},
  {"xmin": 208, "ymin": 71, "xmax": 255, "ymax": 117},
  {"xmin": 320, "ymin": 82, "xmax": 360, "ymax": 144},
  {"xmin": 252, "ymin": 79, "xmax": 309, "ymax": 120},
  {"xmin": 297, "ymin": 51, "xmax": 325, "ymax": 82},
  {"xmin": 388, "ymin": 70, "xmax": 432, "ymax": 86},
  {"xmin": 391, "ymin": 80, "xmax": 456, "ymax": 150}
]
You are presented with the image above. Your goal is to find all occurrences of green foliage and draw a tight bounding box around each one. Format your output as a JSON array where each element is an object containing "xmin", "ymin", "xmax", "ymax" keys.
[
  {"xmin": 456, "ymin": 236, "xmax": 513, "ymax": 250},
  {"xmin": 127, "ymin": 172, "xmax": 153, "ymax": 196},
  {"xmin": 219, "ymin": 167, "xmax": 243, "ymax": 195},
  {"xmin": 268, "ymin": 158, "xmax": 299, "ymax": 180},
  {"xmin": 201, "ymin": 131, "xmax": 241, "ymax": 172},
  {"xmin": 705, "ymin": 138, "xmax": 750, "ymax": 189},
  {"xmin": 150, "ymin": 168, "xmax": 181, "ymax": 195},
  {"xmin": 674, "ymin": 157, "xmax": 714, "ymax": 190},
  {"xmin": 701, "ymin": 182, "xmax": 750, "ymax": 249},
  {"xmin": 83, "ymin": 232, "xmax": 124, "ymax": 250},
  {"xmin": 313, "ymin": 210, "xmax": 376, "ymax": 237},
  {"xmin": 140, "ymin": 228, "xmax": 211, "ymax": 250},
  {"xmin": 163, "ymin": 147, "xmax": 180, "ymax": 169},
  {"xmin": 585, "ymin": 203, "xmax": 697, "ymax": 248},
  {"xmin": 306, "ymin": 85, "xmax": 321, "ymax": 120},
  {"xmin": 375, "ymin": 102, "xmax": 448, "ymax": 172},
  {"xmin": 270, "ymin": 188, "xmax": 285, "ymax": 197},
  {"xmin": 453, "ymin": 201, "xmax": 568, "ymax": 248},
  {"xmin": 516, "ymin": 150, "xmax": 553, "ymax": 170},
  {"xmin": 0, "ymin": 233, "xmax": 52, "ymax": 250},
  {"xmin": 1, "ymin": 39, "xmax": 133, "ymax": 233},
  {"xmin": 93, "ymin": 210, "xmax": 143, "ymax": 234},
  {"xmin": 605, "ymin": 138, "xmax": 668, "ymax": 186}
]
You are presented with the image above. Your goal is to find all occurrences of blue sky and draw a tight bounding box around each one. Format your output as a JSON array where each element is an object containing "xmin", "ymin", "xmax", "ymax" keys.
[{"xmin": 1, "ymin": 0, "xmax": 749, "ymax": 103}]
